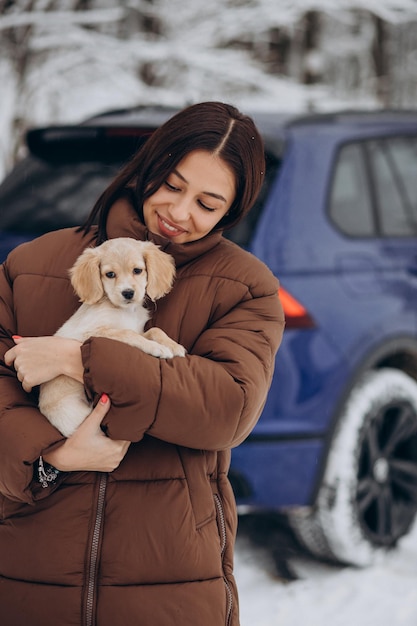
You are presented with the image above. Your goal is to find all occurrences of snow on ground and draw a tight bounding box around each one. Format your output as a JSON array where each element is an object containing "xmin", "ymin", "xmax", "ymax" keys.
[{"xmin": 235, "ymin": 514, "xmax": 417, "ymax": 626}]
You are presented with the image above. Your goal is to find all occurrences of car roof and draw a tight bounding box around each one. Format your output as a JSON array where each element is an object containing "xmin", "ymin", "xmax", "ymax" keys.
[
  {"xmin": 85, "ymin": 104, "xmax": 417, "ymax": 130},
  {"xmin": 83, "ymin": 105, "xmax": 417, "ymax": 148},
  {"xmin": 24, "ymin": 106, "xmax": 417, "ymax": 164},
  {"xmin": 83, "ymin": 105, "xmax": 180, "ymax": 128}
]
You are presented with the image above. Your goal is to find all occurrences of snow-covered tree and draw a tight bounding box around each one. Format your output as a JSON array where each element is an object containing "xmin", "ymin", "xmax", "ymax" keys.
[{"xmin": 1, "ymin": 0, "xmax": 417, "ymax": 178}]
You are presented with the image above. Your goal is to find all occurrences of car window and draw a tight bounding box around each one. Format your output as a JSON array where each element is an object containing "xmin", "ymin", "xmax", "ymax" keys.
[
  {"xmin": 368, "ymin": 137, "xmax": 417, "ymax": 237},
  {"xmin": 328, "ymin": 143, "xmax": 374, "ymax": 237},
  {"xmin": 1, "ymin": 150, "xmax": 280, "ymax": 248},
  {"xmin": 0, "ymin": 157, "xmax": 121, "ymax": 234}
]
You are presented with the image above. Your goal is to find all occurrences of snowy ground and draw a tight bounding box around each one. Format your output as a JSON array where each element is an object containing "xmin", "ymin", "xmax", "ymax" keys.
[{"xmin": 234, "ymin": 513, "xmax": 417, "ymax": 626}]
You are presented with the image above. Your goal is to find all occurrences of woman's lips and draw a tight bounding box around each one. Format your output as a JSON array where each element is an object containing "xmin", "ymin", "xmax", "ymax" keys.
[{"xmin": 157, "ymin": 214, "xmax": 187, "ymax": 238}]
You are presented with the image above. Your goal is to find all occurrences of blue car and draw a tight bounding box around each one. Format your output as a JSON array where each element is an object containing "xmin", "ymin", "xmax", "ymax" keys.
[{"xmin": 1, "ymin": 107, "xmax": 417, "ymax": 565}]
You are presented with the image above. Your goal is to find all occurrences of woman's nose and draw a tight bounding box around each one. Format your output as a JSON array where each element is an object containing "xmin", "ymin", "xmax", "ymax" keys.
[{"xmin": 168, "ymin": 196, "xmax": 192, "ymax": 221}]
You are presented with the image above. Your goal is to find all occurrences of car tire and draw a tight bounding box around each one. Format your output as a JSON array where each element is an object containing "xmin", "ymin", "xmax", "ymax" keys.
[{"xmin": 289, "ymin": 368, "xmax": 417, "ymax": 566}]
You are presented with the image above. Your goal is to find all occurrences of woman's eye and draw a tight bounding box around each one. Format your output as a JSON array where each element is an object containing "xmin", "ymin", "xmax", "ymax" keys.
[
  {"xmin": 133, "ymin": 268, "xmax": 143, "ymax": 275},
  {"xmin": 105, "ymin": 271, "xmax": 116, "ymax": 279},
  {"xmin": 198, "ymin": 200, "xmax": 216, "ymax": 212},
  {"xmin": 165, "ymin": 180, "xmax": 180, "ymax": 192}
]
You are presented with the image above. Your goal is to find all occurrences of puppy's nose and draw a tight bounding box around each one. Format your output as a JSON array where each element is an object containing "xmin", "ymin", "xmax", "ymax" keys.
[{"xmin": 122, "ymin": 289, "xmax": 135, "ymax": 300}]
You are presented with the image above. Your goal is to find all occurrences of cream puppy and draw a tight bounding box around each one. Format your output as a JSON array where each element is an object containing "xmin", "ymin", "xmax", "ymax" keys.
[{"xmin": 39, "ymin": 237, "xmax": 185, "ymax": 437}]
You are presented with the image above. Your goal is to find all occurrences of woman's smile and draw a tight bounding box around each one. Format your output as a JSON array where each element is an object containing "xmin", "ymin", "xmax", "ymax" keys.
[
  {"xmin": 143, "ymin": 150, "xmax": 236, "ymax": 243},
  {"xmin": 157, "ymin": 213, "xmax": 188, "ymax": 237}
]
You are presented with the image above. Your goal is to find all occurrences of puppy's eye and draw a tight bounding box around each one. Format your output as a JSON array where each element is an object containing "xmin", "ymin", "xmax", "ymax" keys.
[
  {"xmin": 133, "ymin": 268, "xmax": 143, "ymax": 275},
  {"xmin": 105, "ymin": 271, "xmax": 116, "ymax": 279}
]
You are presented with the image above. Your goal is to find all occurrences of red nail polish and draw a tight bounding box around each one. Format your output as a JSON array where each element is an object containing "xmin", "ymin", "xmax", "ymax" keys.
[
  {"xmin": 12, "ymin": 335, "xmax": 22, "ymax": 340},
  {"xmin": 100, "ymin": 393, "xmax": 109, "ymax": 404}
]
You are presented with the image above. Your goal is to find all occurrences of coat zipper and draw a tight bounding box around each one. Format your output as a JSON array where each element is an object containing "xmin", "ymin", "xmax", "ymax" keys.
[
  {"xmin": 85, "ymin": 472, "xmax": 108, "ymax": 626},
  {"xmin": 214, "ymin": 493, "xmax": 233, "ymax": 626}
]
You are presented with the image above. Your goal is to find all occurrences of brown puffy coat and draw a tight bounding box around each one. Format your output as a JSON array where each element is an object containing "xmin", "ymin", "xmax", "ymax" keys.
[{"xmin": 0, "ymin": 199, "xmax": 284, "ymax": 626}]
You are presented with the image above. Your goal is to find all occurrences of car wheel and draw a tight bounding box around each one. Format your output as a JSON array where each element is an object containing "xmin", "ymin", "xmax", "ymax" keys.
[{"xmin": 289, "ymin": 368, "xmax": 417, "ymax": 566}]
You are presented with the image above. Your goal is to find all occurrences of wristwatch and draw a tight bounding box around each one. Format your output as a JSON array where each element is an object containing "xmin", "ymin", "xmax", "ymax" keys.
[{"xmin": 37, "ymin": 455, "xmax": 60, "ymax": 488}]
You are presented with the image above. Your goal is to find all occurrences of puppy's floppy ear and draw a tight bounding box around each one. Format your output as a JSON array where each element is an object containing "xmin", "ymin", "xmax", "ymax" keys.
[
  {"xmin": 143, "ymin": 244, "xmax": 176, "ymax": 301},
  {"xmin": 69, "ymin": 247, "xmax": 104, "ymax": 304}
]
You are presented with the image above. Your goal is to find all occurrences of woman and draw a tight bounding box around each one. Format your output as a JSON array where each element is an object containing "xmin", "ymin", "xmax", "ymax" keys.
[{"xmin": 0, "ymin": 102, "xmax": 284, "ymax": 626}]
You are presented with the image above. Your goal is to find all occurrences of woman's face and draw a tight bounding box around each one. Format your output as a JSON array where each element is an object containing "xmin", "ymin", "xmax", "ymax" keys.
[{"xmin": 143, "ymin": 150, "xmax": 236, "ymax": 243}]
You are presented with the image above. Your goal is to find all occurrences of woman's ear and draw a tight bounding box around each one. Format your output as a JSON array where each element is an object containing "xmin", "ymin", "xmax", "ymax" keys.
[
  {"xmin": 143, "ymin": 244, "xmax": 176, "ymax": 301},
  {"xmin": 69, "ymin": 247, "xmax": 104, "ymax": 304}
]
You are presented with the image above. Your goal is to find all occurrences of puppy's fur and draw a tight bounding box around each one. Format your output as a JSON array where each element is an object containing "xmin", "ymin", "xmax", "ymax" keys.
[{"xmin": 39, "ymin": 237, "xmax": 185, "ymax": 437}]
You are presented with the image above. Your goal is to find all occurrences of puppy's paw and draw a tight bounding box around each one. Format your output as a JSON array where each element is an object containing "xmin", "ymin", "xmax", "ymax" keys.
[
  {"xmin": 170, "ymin": 343, "xmax": 186, "ymax": 357},
  {"xmin": 148, "ymin": 342, "xmax": 174, "ymax": 359}
]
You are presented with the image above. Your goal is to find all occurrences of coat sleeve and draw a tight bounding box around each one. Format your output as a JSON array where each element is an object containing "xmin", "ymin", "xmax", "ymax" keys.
[
  {"xmin": 0, "ymin": 263, "xmax": 65, "ymax": 504},
  {"xmin": 81, "ymin": 281, "xmax": 285, "ymax": 451}
]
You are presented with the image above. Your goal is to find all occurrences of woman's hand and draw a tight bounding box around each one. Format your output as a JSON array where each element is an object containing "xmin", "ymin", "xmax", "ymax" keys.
[
  {"xmin": 43, "ymin": 395, "xmax": 130, "ymax": 472},
  {"xmin": 5, "ymin": 335, "xmax": 84, "ymax": 392}
]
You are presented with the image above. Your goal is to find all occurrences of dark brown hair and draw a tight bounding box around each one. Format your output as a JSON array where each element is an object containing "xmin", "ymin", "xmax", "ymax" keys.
[{"xmin": 81, "ymin": 101, "xmax": 265, "ymax": 242}]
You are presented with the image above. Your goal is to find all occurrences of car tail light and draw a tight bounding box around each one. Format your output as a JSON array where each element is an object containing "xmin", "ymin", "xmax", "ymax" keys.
[{"xmin": 279, "ymin": 286, "xmax": 315, "ymax": 329}]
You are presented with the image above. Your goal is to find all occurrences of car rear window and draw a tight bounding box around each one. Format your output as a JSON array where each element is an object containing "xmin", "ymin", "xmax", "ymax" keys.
[
  {"xmin": 0, "ymin": 156, "xmax": 121, "ymax": 234},
  {"xmin": 0, "ymin": 147, "xmax": 281, "ymax": 247}
]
